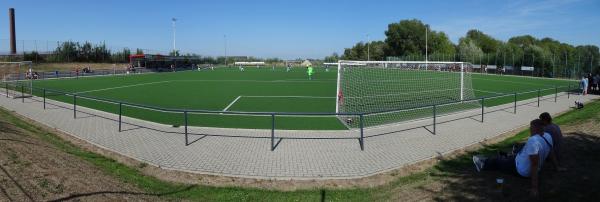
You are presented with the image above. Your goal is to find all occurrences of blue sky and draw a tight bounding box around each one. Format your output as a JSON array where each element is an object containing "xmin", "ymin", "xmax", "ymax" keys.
[{"xmin": 1, "ymin": 0, "xmax": 599, "ymax": 59}]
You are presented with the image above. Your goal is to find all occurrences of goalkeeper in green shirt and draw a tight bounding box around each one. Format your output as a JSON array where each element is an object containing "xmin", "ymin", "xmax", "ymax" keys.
[{"xmin": 307, "ymin": 65, "xmax": 314, "ymax": 80}]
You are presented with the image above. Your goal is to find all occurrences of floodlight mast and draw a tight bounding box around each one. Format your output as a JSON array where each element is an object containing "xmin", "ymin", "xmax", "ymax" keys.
[
  {"xmin": 425, "ymin": 26, "xmax": 428, "ymax": 69},
  {"xmin": 367, "ymin": 34, "xmax": 370, "ymax": 61},
  {"xmin": 224, "ymin": 34, "xmax": 228, "ymax": 66},
  {"xmin": 172, "ymin": 18, "xmax": 177, "ymax": 54}
]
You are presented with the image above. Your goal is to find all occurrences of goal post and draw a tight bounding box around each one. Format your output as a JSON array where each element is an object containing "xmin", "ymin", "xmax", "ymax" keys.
[
  {"xmin": 1, "ymin": 61, "xmax": 34, "ymax": 97},
  {"xmin": 1, "ymin": 61, "xmax": 32, "ymax": 81},
  {"xmin": 335, "ymin": 60, "xmax": 478, "ymax": 127}
]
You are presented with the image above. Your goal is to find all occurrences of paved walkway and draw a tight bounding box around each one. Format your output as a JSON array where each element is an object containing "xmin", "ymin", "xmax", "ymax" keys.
[{"xmin": 0, "ymin": 91, "xmax": 596, "ymax": 179}]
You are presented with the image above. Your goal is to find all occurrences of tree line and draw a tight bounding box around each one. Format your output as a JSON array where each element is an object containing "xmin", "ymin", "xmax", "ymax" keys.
[
  {"xmin": 15, "ymin": 41, "xmax": 285, "ymax": 65},
  {"xmin": 332, "ymin": 19, "xmax": 599, "ymax": 77},
  {"xmin": 18, "ymin": 41, "xmax": 148, "ymax": 63}
]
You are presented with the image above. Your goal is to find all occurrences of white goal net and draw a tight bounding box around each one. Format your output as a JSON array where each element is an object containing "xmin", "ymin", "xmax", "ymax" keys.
[
  {"xmin": 336, "ymin": 60, "xmax": 479, "ymax": 127},
  {"xmin": 1, "ymin": 61, "xmax": 34, "ymax": 97}
]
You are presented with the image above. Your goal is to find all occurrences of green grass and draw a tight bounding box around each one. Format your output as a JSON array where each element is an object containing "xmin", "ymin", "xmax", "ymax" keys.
[
  {"xmin": 2, "ymin": 93, "xmax": 597, "ymax": 201},
  {"xmin": 4, "ymin": 67, "xmax": 577, "ymax": 130}
]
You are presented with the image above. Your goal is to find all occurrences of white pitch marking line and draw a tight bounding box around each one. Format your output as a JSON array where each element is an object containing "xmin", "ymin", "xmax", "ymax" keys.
[
  {"xmin": 222, "ymin": 96, "xmax": 242, "ymax": 111},
  {"xmin": 77, "ymin": 80, "xmax": 172, "ymax": 94},
  {"xmin": 242, "ymin": 95, "xmax": 334, "ymax": 99},
  {"xmin": 473, "ymin": 89, "xmax": 505, "ymax": 95}
]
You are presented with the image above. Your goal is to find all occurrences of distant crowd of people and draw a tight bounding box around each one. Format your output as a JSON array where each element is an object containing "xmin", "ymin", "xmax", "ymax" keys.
[
  {"xmin": 25, "ymin": 68, "xmax": 39, "ymax": 79},
  {"xmin": 581, "ymin": 73, "xmax": 600, "ymax": 95}
]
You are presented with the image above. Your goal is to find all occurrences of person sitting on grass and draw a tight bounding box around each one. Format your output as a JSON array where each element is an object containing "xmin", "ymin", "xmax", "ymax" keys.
[
  {"xmin": 473, "ymin": 119, "xmax": 565, "ymax": 197},
  {"xmin": 540, "ymin": 112, "xmax": 563, "ymax": 162}
]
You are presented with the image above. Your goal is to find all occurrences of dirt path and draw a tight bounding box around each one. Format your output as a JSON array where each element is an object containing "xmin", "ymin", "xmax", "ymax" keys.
[{"xmin": 0, "ymin": 112, "xmax": 166, "ymax": 201}]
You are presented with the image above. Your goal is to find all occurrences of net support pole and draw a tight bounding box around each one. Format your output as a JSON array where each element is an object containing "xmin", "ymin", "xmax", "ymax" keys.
[
  {"xmin": 460, "ymin": 63, "xmax": 464, "ymax": 101},
  {"xmin": 513, "ymin": 93, "xmax": 517, "ymax": 114},
  {"xmin": 184, "ymin": 111, "xmax": 188, "ymax": 146},
  {"xmin": 73, "ymin": 95, "xmax": 77, "ymax": 119},
  {"xmin": 335, "ymin": 62, "xmax": 342, "ymax": 113},
  {"xmin": 271, "ymin": 114, "xmax": 275, "ymax": 151},
  {"xmin": 359, "ymin": 114, "xmax": 364, "ymax": 151},
  {"xmin": 118, "ymin": 103, "xmax": 122, "ymax": 132},
  {"xmin": 481, "ymin": 97, "xmax": 484, "ymax": 122},
  {"xmin": 433, "ymin": 105, "xmax": 437, "ymax": 135}
]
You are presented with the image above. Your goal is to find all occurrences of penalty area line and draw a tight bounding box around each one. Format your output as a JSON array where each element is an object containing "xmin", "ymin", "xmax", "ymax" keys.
[
  {"xmin": 77, "ymin": 80, "xmax": 172, "ymax": 94},
  {"xmin": 222, "ymin": 96, "xmax": 242, "ymax": 111}
]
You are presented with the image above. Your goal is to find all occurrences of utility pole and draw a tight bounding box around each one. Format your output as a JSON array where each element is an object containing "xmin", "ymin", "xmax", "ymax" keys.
[
  {"xmin": 224, "ymin": 35, "xmax": 228, "ymax": 66},
  {"xmin": 367, "ymin": 34, "xmax": 370, "ymax": 61},
  {"xmin": 171, "ymin": 18, "xmax": 177, "ymax": 55},
  {"xmin": 425, "ymin": 26, "xmax": 428, "ymax": 63}
]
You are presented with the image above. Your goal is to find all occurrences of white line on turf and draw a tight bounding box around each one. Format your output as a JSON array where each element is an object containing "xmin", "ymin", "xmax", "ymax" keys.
[
  {"xmin": 176, "ymin": 79, "xmax": 333, "ymax": 83},
  {"xmin": 77, "ymin": 81, "xmax": 172, "ymax": 94},
  {"xmin": 242, "ymin": 95, "xmax": 334, "ymax": 99},
  {"xmin": 473, "ymin": 89, "xmax": 505, "ymax": 95},
  {"xmin": 472, "ymin": 78, "xmax": 551, "ymax": 87},
  {"xmin": 223, "ymin": 96, "xmax": 242, "ymax": 111}
]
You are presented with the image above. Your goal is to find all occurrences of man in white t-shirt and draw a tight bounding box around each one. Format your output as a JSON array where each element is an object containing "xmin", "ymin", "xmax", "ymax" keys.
[{"xmin": 473, "ymin": 119, "xmax": 564, "ymax": 197}]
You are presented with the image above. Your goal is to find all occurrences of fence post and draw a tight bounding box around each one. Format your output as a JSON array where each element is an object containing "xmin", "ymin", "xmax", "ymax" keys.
[
  {"xmin": 513, "ymin": 93, "xmax": 517, "ymax": 114},
  {"xmin": 433, "ymin": 105, "xmax": 437, "ymax": 135},
  {"xmin": 567, "ymin": 84, "xmax": 570, "ymax": 99},
  {"xmin": 271, "ymin": 114, "xmax": 275, "ymax": 151},
  {"xmin": 481, "ymin": 97, "xmax": 485, "ymax": 122},
  {"xmin": 21, "ymin": 85, "xmax": 24, "ymax": 103},
  {"xmin": 538, "ymin": 89, "xmax": 540, "ymax": 108},
  {"xmin": 360, "ymin": 114, "xmax": 365, "ymax": 151},
  {"xmin": 73, "ymin": 94, "xmax": 77, "ymax": 119},
  {"xmin": 184, "ymin": 111, "xmax": 188, "ymax": 146},
  {"xmin": 5, "ymin": 82, "xmax": 8, "ymax": 98},
  {"xmin": 43, "ymin": 89, "xmax": 46, "ymax": 110},
  {"xmin": 118, "ymin": 103, "xmax": 122, "ymax": 132}
]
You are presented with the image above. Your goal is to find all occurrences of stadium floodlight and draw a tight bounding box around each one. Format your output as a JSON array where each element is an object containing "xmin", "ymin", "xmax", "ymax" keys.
[
  {"xmin": 172, "ymin": 18, "xmax": 177, "ymax": 53},
  {"xmin": 367, "ymin": 34, "xmax": 370, "ymax": 61},
  {"xmin": 224, "ymin": 34, "xmax": 228, "ymax": 66},
  {"xmin": 335, "ymin": 60, "xmax": 478, "ymax": 127}
]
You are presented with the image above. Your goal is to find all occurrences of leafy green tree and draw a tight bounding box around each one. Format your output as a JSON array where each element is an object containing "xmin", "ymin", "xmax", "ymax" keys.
[
  {"xmin": 169, "ymin": 50, "xmax": 180, "ymax": 56},
  {"xmin": 384, "ymin": 19, "xmax": 427, "ymax": 56},
  {"xmin": 464, "ymin": 30, "xmax": 501, "ymax": 53},
  {"xmin": 457, "ymin": 39, "xmax": 483, "ymax": 64},
  {"xmin": 324, "ymin": 53, "xmax": 340, "ymax": 62}
]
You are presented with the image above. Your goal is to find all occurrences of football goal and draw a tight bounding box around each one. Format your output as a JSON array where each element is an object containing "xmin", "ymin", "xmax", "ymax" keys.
[
  {"xmin": 336, "ymin": 60, "xmax": 480, "ymax": 127},
  {"xmin": 1, "ymin": 61, "xmax": 34, "ymax": 97}
]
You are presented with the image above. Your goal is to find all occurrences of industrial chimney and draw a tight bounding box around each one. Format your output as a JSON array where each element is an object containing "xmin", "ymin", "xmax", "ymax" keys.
[{"xmin": 9, "ymin": 8, "xmax": 16, "ymax": 55}]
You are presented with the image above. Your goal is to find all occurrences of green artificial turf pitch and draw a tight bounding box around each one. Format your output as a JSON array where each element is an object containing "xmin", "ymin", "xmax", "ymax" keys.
[{"xmin": 9, "ymin": 67, "xmax": 577, "ymax": 130}]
